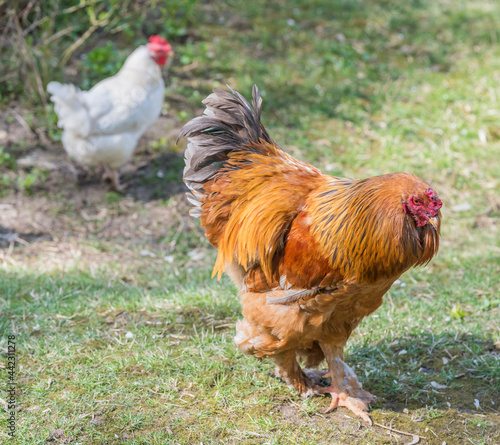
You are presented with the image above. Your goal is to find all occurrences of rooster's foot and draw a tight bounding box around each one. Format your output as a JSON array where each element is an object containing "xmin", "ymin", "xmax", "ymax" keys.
[
  {"xmin": 111, "ymin": 180, "xmax": 126, "ymax": 192},
  {"xmin": 315, "ymin": 383, "xmax": 375, "ymax": 425}
]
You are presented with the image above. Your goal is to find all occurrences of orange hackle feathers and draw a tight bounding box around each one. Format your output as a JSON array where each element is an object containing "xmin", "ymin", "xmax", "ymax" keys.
[
  {"xmin": 307, "ymin": 173, "xmax": 441, "ymax": 283},
  {"xmin": 206, "ymin": 143, "xmax": 324, "ymax": 281}
]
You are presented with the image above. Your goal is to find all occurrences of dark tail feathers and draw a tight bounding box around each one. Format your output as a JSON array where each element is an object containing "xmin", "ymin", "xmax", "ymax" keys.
[{"xmin": 179, "ymin": 85, "xmax": 275, "ymax": 215}]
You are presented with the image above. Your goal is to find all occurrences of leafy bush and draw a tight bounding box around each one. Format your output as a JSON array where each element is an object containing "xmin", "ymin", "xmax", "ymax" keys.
[{"xmin": 0, "ymin": 0, "xmax": 199, "ymax": 103}]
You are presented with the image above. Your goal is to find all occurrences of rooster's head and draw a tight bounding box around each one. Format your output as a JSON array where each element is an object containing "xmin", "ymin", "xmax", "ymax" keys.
[{"xmin": 403, "ymin": 187, "xmax": 442, "ymax": 230}]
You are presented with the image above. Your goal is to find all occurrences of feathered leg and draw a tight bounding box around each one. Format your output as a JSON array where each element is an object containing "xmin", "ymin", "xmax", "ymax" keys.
[
  {"xmin": 272, "ymin": 350, "xmax": 325, "ymax": 397},
  {"xmin": 316, "ymin": 342, "xmax": 375, "ymax": 424},
  {"xmin": 273, "ymin": 350, "xmax": 311, "ymax": 396},
  {"xmin": 233, "ymin": 320, "xmax": 326, "ymax": 397}
]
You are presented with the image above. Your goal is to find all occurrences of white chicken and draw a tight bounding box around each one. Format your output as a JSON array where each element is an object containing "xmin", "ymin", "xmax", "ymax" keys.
[{"xmin": 47, "ymin": 36, "xmax": 173, "ymax": 190}]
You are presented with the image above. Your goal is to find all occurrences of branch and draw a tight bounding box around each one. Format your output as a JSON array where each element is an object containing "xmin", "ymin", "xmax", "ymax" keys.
[{"xmin": 374, "ymin": 422, "xmax": 427, "ymax": 444}]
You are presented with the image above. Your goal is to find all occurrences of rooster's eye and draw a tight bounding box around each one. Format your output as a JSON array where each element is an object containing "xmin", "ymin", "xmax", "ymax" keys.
[{"xmin": 413, "ymin": 199, "xmax": 421, "ymax": 205}]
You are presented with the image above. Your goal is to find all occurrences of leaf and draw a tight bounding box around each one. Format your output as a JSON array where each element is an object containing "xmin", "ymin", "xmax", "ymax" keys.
[{"xmin": 450, "ymin": 304, "xmax": 467, "ymax": 319}]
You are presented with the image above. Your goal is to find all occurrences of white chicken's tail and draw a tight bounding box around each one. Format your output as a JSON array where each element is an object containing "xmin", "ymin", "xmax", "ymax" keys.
[{"xmin": 47, "ymin": 81, "xmax": 91, "ymax": 136}]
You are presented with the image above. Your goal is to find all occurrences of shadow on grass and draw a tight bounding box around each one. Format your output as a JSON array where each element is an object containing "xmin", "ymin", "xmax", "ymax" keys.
[
  {"xmin": 123, "ymin": 151, "xmax": 188, "ymax": 203},
  {"xmin": 347, "ymin": 334, "xmax": 500, "ymax": 414},
  {"xmin": 0, "ymin": 225, "xmax": 52, "ymax": 248},
  {"xmin": 193, "ymin": 0, "xmax": 500, "ymax": 128}
]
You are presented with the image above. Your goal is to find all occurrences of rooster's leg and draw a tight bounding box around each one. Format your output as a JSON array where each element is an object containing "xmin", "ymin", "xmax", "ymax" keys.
[
  {"xmin": 316, "ymin": 343, "xmax": 375, "ymax": 425},
  {"xmin": 272, "ymin": 350, "xmax": 326, "ymax": 396},
  {"xmin": 100, "ymin": 165, "xmax": 125, "ymax": 191},
  {"xmin": 272, "ymin": 350, "xmax": 325, "ymax": 397}
]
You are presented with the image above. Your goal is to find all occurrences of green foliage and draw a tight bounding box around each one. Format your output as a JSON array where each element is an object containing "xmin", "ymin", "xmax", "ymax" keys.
[
  {"xmin": 16, "ymin": 167, "xmax": 48, "ymax": 195},
  {"xmin": 80, "ymin": 42, "xmax": 125, "ymax": 89},
  {"xmin": 0, "ymin": 0, "xmax": 200, "ymax": 103},
  {"xmin": 0, "ymin": 147, "xmax": 15, "ymax": 170},
  {"xmin": 145, "ymin": 0, "xmax": 199, "ymax": 38},
  {"xmin": 149, "ymin": 137, "xmax": 168, "ymax": 152},
  {"xmin": 104, "ymin": 191, "xmax": 122, "ymax": 204},
  {"xmin": 470, "ymin": 418, "xmax": 491, "ymax": 429},
  {"xmin": 425, "ymin": 407, "xmax": 445, "ymax": 420},
  {"xmin": 450, "ymin": 304, "xmax": 468, "ymax": 320}
]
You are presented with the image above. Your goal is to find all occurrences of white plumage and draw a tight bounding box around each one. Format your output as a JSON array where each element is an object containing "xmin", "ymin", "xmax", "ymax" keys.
[{"xmin": 47, "ymin": 39, "xmax": 171, "ymax": 190}]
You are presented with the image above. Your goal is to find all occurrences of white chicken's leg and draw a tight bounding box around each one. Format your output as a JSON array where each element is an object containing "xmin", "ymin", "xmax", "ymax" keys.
[
  {"xmin": 109, "ymin": 167, "xmax": 125, "ymax": 192},
  {"xmin": 101, "ymin": 164, "xmax": 111, "ymax": 181},
  {"xmin": 101, "ymin": 164, "xmax": 125, "ymax": 191},
  {"xmin": 315, "ymin": 343, "xmax": 375, "ymax": 424}
]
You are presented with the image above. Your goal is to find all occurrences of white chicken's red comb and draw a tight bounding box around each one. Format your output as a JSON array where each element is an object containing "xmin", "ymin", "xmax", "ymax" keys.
[{"xmin": 148, "ymin": 35, "xmax": 172, "ymax": 52}]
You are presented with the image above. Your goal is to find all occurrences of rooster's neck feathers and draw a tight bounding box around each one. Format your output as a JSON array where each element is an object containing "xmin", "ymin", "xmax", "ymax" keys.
[{"xmin": 309, "ymin": 174, "xmax": 440, "ymax": 282}]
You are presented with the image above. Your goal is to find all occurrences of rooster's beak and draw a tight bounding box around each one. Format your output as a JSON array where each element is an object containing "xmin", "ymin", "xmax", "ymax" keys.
[{"xmin": 428, "ymin": 216, "xmax": 439, "ymax": 231}]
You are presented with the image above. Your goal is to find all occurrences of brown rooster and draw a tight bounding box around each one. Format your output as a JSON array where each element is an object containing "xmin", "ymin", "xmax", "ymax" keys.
[{"xmin": 179, "ymin": 85, "xmax": 442, "ymax": 424}]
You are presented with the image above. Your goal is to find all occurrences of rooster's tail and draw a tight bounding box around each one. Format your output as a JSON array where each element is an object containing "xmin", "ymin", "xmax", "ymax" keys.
[
  {"xmin": 178, "ymin": 85, "xmax": 281, "ymax": 217},
  {"xmin": 179, "ymin": 85, "xmax": 324, "ymax": 279}
]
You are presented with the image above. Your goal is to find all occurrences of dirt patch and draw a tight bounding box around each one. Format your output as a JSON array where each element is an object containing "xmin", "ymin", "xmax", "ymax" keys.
[
  {"xmin": 47, "ymin": 428, "xmax": 72, "ymax": 444},
  {"xmin": 0, "ymin": 105, "xmax": 41, "ymax": 152},
  {"xmin": 0, "ymin": 109, "xmax": 196, "ymax": 265}
]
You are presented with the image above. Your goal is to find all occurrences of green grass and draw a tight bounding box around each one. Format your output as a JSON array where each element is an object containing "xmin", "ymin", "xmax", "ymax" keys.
[{"xmin": 1, "ymin": 0, "xmax": 500, "ymax": 443}]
